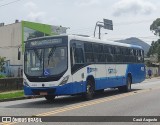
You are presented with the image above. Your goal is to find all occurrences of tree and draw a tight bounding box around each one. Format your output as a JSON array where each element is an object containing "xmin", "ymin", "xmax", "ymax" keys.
[
  {"xmin": 27, "ymin": 31, "xmax": 46, "ymax": 40},
  {"xmin": 0, "ymin": 56, "xmax": 6, "ymax": 72},
  {"xmin": 150, "ymin": 18, "xmax": 160, "ymax": 36},
  {"xmin": 147, "ymin": 19, "xmax": 160, "ymax": 62},
  {"xmin": 157, "ymin": 44, "xmax": 160, "ymax": 62}
]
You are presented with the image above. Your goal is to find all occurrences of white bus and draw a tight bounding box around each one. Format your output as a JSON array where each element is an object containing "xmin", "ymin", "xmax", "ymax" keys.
[{"xmin": 23, "ymin": 35, "xmax": 146, "ymax": 101}]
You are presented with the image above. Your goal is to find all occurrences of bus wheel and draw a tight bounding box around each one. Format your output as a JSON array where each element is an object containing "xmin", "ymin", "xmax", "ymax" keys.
[
  {"xmin": 118, "ymin": 76, "xmax": 131, "ymax": 92},
  {"xmin": 44, "ymin": 95, "xmax": 55, "ymax": 101},
  {"xmin": 126, "ymin": 76, "xmax": 132, "ymax": 92},
  {"xmin": 85, "ymin": 80, "xmax": 95, "ymax": 100}
]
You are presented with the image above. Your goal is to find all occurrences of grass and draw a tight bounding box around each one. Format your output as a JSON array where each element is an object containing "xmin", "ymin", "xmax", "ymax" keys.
[{"xmin": 0, "ymin": 90, "xmax": 24, "ymax": 100}]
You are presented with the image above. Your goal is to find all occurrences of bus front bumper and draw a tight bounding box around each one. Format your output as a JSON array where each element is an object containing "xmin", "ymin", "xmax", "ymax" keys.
[{"xmin": 24, "ymin": 81, "xmax": 86, "ymax": 96}]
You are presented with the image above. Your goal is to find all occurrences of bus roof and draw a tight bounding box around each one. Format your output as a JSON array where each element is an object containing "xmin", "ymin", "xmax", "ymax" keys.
[
  {"xmin": 68, "ymin": 35, "xmax": 143, "ymax": 49},
  {"xmin": 26, "ymin": 34, "xmax": 143, "ymax": 49}
]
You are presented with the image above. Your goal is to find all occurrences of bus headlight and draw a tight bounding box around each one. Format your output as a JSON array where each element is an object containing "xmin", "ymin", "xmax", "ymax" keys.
[
  {"xmin": 59, "ymin": 75, "xmax": 69, "ymax": 86},
  {"xmin": 23, "ymin": 79, "xmax": 30, "ymax": 87}
]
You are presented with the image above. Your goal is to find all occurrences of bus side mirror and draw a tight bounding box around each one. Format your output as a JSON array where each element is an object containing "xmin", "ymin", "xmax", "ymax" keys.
[{"xmin": 18, "ymin": 51, "xmax": 21, "ymax": 60}]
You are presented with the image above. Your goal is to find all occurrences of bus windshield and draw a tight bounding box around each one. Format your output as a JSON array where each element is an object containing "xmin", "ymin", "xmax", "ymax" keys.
[{"xmin": 24, "ymin": 46, "xmax": 68, "ymax": 77}]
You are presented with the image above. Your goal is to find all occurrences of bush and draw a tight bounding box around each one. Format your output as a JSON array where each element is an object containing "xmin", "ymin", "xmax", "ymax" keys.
[
  {"xmin": 0, "ymin": 74, "xmax": 6, "ymax": 78},
  {"xmin": 154, "ymin": 74, "xmax": 159, "ymax": 77}
]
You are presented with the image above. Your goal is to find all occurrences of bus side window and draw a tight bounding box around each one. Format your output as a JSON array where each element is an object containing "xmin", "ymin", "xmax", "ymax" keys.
[
  {"xmin": 74, "ymin": 48, "xmax": 84, "ymax": 64},
  {"xmin": 141, "ymin": 50, "xmax": 144, "ymax": 63},
  {"xmin": 70, "ymin": 44, "xmax": 75, "ymax": 67},
  {"xmin": 71, "ymin": 41, "xmax": 86, "ymax": 74},
  {"xmin": 71, "ymin": 48, "xmax": 84, "ymax": 66}
]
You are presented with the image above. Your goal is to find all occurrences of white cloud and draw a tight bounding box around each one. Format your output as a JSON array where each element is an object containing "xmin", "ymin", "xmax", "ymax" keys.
[
  {"xmin": 24, "ymin": 1, "xmax": 46, "ymax": 22},
  {"xmin": 24, "ymin": 2, "xmax": 38, "ymax": 11},
  {"xmin": 27, "ymin": 11, "xmax": 46, "ymax": 22},
  {"xmin": 75, "ymin": 0, "xmax": 101, "ymax": 7},
  {"xmin": 112, "ymin": 0, "xmax": 156, "ymax": 16}
]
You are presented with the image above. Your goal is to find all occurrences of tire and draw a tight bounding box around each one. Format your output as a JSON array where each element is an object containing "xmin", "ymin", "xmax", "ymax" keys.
[
  {"xmin": 126, "ymin": 76, "xmax": 132, "ymax": 92},
  {"xmin": 44, "ymin": 95, "xmax": 56, "ymax": 101},
  {"xmin": 118, "ymin": 76, "xmax": 131, "ymax": 92},
  {"xmin": 84, "ymin": 80, "xmax": 95, "ymax": 100}
]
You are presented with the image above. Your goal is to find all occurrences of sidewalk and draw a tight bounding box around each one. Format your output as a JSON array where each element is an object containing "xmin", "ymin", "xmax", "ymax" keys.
[{"xmin": 143, "ymin": 76, "xmax": 160, "ymax": 83}]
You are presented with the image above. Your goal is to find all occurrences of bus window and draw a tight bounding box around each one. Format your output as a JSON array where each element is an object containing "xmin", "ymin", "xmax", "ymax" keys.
[
  {"xmin": 70, "ymin": 41, "xmax": 85, "ymax": 74},
  {"xmin": 141, "ymin": 50, "xmax": 144, "ymax": 63},
  {"xmin": 71, "ymin": 46, "xmax": 84, "ymax": 65},
  {"xmin": 106, "ymin": 54, "xmax": 113, "ymax": 62},
  {"xmin": 85, "ymin": 53, "xmax": 94, "ymax": 63},
  {"xmin": 133, "ymin": 49, "xmax": 136, "ymax": 56},
  {"xmin": 115, "ymin": 47, "xmax": 121, "ymax": 54},
  {"xmin": 84, "ymin": 43, "xmax": 93, "ymax": 52},
  {"xmin": 111, "ymin": 46, "xmax": 115, "ymax": 54},
  {"xmin": 103, "ymin": 45, "xmax": 109, "ymax": 53},
  {"xmin": 74, "ymin": 48, "xmax": 84, "ymax": 64},
  {"xmin": 130, "ymin": 49, "xmax": 134, "ymax": 56}
]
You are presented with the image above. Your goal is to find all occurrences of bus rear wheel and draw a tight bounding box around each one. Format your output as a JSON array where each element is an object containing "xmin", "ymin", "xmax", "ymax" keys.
[
  {"xmin": 85, "ymin": 80, "xmax": 95, "ymax": 100},
  {"xmin": 44, "ymin": 95, "xmax": 56, "ymax": 101},
  {"xmin": 118, "ymin": 76, "xmax": 131, "ymax": 92}
]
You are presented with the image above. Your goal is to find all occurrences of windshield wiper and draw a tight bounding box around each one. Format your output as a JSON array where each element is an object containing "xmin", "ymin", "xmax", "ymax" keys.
[
  {"xmin": 48, "ymin": 47, "xmax": 56, "ymax": 65},
  {"xmin": 34, "ymin": 49, "xmax": 42, "ymax": 61}
]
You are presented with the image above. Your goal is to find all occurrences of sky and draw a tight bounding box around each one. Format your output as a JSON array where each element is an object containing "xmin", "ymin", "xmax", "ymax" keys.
[{"xmin": 0, "ymin": 0, "xmax": 160, "ymax": 44}]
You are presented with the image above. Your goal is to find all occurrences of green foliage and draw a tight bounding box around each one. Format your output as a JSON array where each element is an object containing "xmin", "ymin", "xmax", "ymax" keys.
[
  {"xmin": 0, "ymin": 56, "xmax": 6, "ymax": 72},
  {"xmin": 154, "ymin": 74, "xmax": 159, "ymax": 77},
  {"xmin": 27, "ymin": 31, "xmax": 48, "ymax": 40},
  {"xmin": 150, "ymin": 18, "xmax": 160, "ymax": 36},
  {"xmin": 147, "ymin": 39, "xmax": 160, "ymax": 62},
  {"xmin": 148, "ymin": 18, "xmax": 160, "ymax": 61},
  {"xmin": 146, "ymin": 61, "xmax": 152, "ymax": 67},
  {"xmin": 0, "ymin": 74, "xmax": 6, "ymax": 78},
  {"xmin": 0, "ymin": 91, "xmax": 24, "ymax": 100}
]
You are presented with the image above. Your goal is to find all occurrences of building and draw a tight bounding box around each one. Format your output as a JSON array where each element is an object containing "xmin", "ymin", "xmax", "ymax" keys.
[{"xmin": 0, "ymin": 21, "xmax": 66, "ymax": 77}]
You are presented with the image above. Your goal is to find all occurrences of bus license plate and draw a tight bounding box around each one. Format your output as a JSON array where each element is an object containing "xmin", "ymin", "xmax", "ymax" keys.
[{"xmin": 40, "ymin": 92, "xmax": 48, "ymax": 95}]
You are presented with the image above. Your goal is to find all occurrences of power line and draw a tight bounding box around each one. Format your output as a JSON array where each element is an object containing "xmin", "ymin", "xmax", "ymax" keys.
[{"xmin": 0, "ymin": 0, "xmax": 22, "ymax": 8}]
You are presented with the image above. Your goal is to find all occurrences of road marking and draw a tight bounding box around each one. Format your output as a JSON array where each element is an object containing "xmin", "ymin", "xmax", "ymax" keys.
[
  {"xmin": 36, "ymin": 89, "xmax": 152, "ymax": 116},
  {"xmin": 1, "ymin": 87, "xmax": 160, "ymax": 125}
]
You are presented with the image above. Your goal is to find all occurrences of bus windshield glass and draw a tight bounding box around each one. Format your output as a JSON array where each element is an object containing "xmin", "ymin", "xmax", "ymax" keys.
[{"xmin": 24, "ymin": 37, "xmax": 68, "ymax": 77}]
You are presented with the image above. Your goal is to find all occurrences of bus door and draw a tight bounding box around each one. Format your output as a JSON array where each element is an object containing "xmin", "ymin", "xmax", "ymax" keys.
[{"xmin": 70, "ymin": 40, "xmax": 85, "ymax": 93}]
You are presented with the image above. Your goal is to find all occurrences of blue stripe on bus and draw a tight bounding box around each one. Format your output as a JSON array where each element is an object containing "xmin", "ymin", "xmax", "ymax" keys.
[{"xmin": 95, "ymin": 76, "xmax": 126, "ymax": 90}]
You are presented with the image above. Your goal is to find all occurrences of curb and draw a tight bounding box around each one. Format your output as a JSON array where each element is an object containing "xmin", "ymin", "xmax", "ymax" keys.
[{"xmin": 0, "ymin": 96, "xmax": 43, "ymax": 102}]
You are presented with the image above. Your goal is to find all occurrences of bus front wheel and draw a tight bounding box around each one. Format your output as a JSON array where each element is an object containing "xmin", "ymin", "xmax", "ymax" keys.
[{"xmin": 44, "ymin": 95, "xmax": 56, "ymax": 101}]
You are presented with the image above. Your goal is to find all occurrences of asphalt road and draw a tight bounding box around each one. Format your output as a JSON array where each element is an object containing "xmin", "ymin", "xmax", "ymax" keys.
[{"xmin": 0, "ymin": 77, "xmax": 160, "ymax": 125}]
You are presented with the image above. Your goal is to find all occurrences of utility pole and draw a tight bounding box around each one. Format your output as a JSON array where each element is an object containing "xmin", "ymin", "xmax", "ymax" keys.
[
  {"xmin": 99, "ymin": 25, "xmax": 101, "ymax": 39},
  {"xmin": 94, "ymin": 19, "xmax": 113, "ymax": 39},
  {"xmin": 98, "ymin": 24, "xmax": 103, "ymax": 39}
]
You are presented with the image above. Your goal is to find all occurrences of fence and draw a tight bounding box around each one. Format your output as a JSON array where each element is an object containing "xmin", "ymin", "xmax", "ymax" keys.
[
  {"xmin": 0, "ymin": 78, "xmax": 23, "ymax": 92},
  {"xmin": 146, "ymin": 67, "xmax": 160, "ymax": 77}
]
